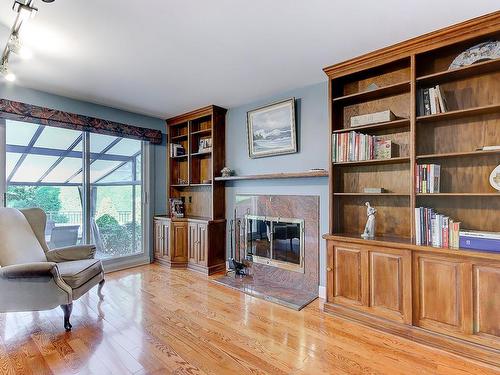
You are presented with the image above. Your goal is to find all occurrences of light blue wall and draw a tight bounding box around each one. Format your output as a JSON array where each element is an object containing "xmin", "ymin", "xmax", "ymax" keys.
[
  {"xmin": 0, "ymin": 84, "xmax": 167, "ymax": 215},
  {"xmin": 224, "ymin": 81, "xmax": 329, "ymax": 287}
]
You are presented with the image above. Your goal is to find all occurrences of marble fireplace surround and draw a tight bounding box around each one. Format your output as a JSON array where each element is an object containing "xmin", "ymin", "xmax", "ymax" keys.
[{"xmin": 214, "ymin": 194, "xmax": 319, "ymax": 310}]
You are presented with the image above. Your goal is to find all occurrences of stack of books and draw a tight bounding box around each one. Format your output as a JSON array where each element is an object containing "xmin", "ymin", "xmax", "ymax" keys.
[
  {"xmin": 415, "ymin": 207, "xmax": 460, "ymax": 248},
  {"xmin": 332, "ymin": 132, "xmax": 396, "ymax": 162},
  {"xmin": 418, "ymin": 85, "xmax": 447, "ymax": 115},
  {"xmin": 415, "ymin": 164, "xmax": 441, "ymax": 193},
  {"xmin": 170, "ymin": 144, "xmax": 185, "ymax": 157}
]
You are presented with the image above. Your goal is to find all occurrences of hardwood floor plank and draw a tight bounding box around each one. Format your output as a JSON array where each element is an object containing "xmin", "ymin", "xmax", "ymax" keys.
[{"xmin": 0, "ymin": 264, "xmax": 498, "ymax": 375}]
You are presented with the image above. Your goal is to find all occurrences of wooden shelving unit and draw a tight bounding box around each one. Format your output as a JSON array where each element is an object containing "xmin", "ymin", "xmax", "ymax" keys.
[
  {"xmin": 155, "ymin": 105, "xmax": 228, "ymax": 276},
  {"xmin": 167, "ymin": 105, "xmax": 226, "ymax": 219},
  {"xmin": 322, "ymin": 13, "xmax": 500, "ymax": 366},
  {"xmin": 328, "ymin": 38, "xmax": 500, "ymax": 241}
]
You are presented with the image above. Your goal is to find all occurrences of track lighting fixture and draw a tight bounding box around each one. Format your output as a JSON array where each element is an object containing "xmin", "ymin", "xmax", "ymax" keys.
[{"xmin": 1, "ymin": 0, "xmax": 54, "ymax": 82}]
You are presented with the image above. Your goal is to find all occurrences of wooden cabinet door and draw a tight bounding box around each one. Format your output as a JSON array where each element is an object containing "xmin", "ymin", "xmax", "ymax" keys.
[
  {"xmin": 414, "ymin": 254, "xmax": 472, "ymax": 338},
  {"xmin": 171, "ymin": 222, "xmax": 188, "ymax": 262},
  {"xmin": 188, "ymin": 222, "xmax": 198, "ymax": 264},
  {"xmin": 368, "ymin": 249, "xmax": 412, "ymax": 324},
  {"xmin": 472, "ymin": 264, "xmax": 500, "ymax": 348},
  {"xmin": 153, "ymin": 220, "xmax": 163, "ymax": 260},
  {"xmin": 197, "ymin": 223, "xmax": 208, "ymax": 267},
  {"xmin": 333, "ymin": 246, "xmax": 368, "ymax": 307}
]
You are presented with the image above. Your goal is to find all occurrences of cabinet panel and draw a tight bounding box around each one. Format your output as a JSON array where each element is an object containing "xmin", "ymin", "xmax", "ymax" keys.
[
  {"xmin": 188, "ymin": 222, "xmax": 198, "ymax": 264},
  {"xmin": 473, "ymin": 265, "xmax": 500, "ymax": 341},
  {"xmin": 198, "ymin": 223, "xmax": 208, "ymax": 266},
  {"xmin": 334, "ymin": 247, "xmax": 366, "ymax": 306},
  {"xmin": 154, "ymin": 221, "xmax": 162, "ymax": 259},
  {"xmin": 172, "ymin": 222, "xmax": 188, "ymax": 262},
  {"xmin": 415, "ymin": 255, "xmax": 471, "ymax": 336},
  {"xmin": 369, "ymin": 250, "xmax": 411, "ymax": 323},
  {"xmin": 162, "ymin": 221, "xmax": 170, "ymax": 258}
]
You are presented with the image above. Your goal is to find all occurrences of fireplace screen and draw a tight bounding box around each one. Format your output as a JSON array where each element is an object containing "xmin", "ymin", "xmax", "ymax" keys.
[{"xmin": 245, "ymin": 215, "xmax": 304, "ymax": 273}]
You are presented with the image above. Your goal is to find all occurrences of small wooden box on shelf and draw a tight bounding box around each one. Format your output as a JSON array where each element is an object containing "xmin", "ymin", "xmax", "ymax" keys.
[
  {"xmin": 153, "ymin": 105, "xmax": 227, "ymax": 275},
  {"xmin": 323, "ymin": 12, "xmax": 500, "ymax": 366}
]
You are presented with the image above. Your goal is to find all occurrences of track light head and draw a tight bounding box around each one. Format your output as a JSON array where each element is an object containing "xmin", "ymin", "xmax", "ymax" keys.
[{"xmin": 0, "ymin": 62, "xmax": 16, "ymax": 82}]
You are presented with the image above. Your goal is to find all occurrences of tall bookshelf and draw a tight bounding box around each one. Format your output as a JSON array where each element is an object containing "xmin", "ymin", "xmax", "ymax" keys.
[
  {"xmin": 322, "ymin": 13, "xmax": 500, "ymax": 366},
  {"xmin": 327, "ymin": 30, "xmax": 500, "ymax": 246},
  {"xmin": 167, "ymin": 105, "xmax": 227, "ymax": 220}
]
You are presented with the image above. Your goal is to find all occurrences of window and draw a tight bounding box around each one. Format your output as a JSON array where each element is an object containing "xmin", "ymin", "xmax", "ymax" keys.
[{"xmin": 1, "ymin": 119, "xmax": 147, "ymax": 262}]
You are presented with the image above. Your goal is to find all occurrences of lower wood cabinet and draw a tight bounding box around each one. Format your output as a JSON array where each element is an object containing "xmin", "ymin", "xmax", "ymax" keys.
[
  {"xmin": 329, "ymin": 243, "xmax": 411, "ymax": 324},
  {"xmin": 153, "ymin": 216, "xmax": 225, "ymax": 275},
  {"xmin": 325, "ymin": 237, "xmax": 500, "ymax": 366},
  {"xmin": 188, "ymin": 221, "xmax": 208, "ymax": 267}
]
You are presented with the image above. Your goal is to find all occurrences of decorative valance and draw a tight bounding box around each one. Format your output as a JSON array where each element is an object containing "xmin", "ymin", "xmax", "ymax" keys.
[{"xmin": 0, "ymin": 99, "xmax": 163, "ymax": 145}]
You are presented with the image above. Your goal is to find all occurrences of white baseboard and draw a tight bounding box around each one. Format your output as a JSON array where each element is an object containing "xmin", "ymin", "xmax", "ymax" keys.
[{"xmin": 318, "ymin": 285, "xmax": 326, "ymax": 300}]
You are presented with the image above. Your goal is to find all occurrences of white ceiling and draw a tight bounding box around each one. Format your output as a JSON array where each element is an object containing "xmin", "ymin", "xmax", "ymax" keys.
[{"xmin": 0, "ymin": 1, "xmax": 498, "ymax": 119}]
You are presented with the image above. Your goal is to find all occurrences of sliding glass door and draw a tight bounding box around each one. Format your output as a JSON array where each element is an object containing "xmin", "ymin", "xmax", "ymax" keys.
[
  {"xmin": 0, "ymin": 119, "xmax": 147, "ymax": 265},
  {"xmin": 89, "ymin": 133, "xmax": 143, "ymax": 259}
]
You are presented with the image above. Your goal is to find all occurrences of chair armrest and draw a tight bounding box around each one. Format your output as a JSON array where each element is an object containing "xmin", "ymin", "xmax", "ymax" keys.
[
  {"xmin": 0, "ymin": 262, "xmax": 72, "ymax": 313},
  {"xmin": 46, "ymin": 245, "xmax": 96, "ymax": 262},
  {"xmin": 0, "ymin": 262, "xmax": 58, "ymax": 279}
]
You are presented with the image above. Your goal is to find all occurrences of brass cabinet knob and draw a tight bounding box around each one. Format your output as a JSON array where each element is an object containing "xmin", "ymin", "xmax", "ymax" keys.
[{"xmin": 327, "ymin": 267, "xmax": 332, "ymax": 272}]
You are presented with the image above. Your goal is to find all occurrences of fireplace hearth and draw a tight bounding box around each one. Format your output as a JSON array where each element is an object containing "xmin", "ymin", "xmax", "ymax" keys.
[{"xmin": 214, "ymin": 194, "xmax": 319, "ymax": 310}]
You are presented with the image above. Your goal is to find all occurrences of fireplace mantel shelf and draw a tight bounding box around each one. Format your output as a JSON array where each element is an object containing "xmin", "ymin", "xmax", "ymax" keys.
[{"xmin": 214, "ymin": 170, "xmax": 328, "ymax": 181}]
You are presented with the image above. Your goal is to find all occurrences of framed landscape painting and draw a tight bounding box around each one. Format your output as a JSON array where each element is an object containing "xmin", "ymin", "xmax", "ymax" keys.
[{"xmin": 247, "ymin": 98, "xmax": 297, "ymax": 158}]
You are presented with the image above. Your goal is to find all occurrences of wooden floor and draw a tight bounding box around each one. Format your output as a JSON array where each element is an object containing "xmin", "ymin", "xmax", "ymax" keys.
[{"xmin": 1, "ymin": 264, "xmax": 499, "ymax": 375}]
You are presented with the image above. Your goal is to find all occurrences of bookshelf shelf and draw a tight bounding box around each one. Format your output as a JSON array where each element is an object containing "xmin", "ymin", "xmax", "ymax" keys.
[
  {"xmin": 332, "ymin": 81, "xmax": 410, "ymax": 105},
  {"xmin": 191, "ymin": 129, "xmax": 212, "ymax": 136},
  {"xmin": 416, "ymin": 149, "xmax": 500, "ymax": 159},
  {"xmin": 332, "ymin": 118, "xmax": 410, "ymax": 133},
  {"xmin": 416, "ymin": 104, "xmax": 500, "ymax": 123},
  {"xmin": 416, "ymin": 193, "xmax": 500, "ymax": 197},
  {"xmin": 191, "ymin": 151, "xmax": 212, "ymax": 157},
  {"xmin": 333, "ymin": 156, "xmax": 410, "ymax": 166},
  {"xmin": 171, "ymin": 155, "xmax": 188, "ymax": 160},
  {"xmin": 416, "ymin": 58, "xmax": 500, "ymax": 85},
  {"xmin": 171, "ymin": 134, "xmax": 188, "ymax": 141}
]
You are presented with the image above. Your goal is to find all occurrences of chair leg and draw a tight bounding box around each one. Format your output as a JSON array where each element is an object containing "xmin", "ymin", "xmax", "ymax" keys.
[
  {"xmin": 97, "ymin": 279, "xmax": 105, "ymax": 300},
  {"xmin": 60, "ymin": 303, "xmax": 73, "ymax": 331}
]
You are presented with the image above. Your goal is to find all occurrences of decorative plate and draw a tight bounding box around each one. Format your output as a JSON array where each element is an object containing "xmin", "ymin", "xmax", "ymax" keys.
[
  {"xmin": 490, "ymin": 165, "xmax": 500, "ymax": 192},
  {"xmin": 449, "ymin": 40, "xmax": 500, "ymax": 70}
]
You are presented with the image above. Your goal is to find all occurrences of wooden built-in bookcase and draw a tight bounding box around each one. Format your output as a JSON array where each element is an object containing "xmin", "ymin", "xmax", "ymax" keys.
[
  {"xmin": 167, "ymin": 105, "xmax": 226, "ymax": 220},
  {"xmin": 153, "ymin": 105, "xmax": 227, "ymax": 276},
  {"xmin": 323, "ymin": 12, "xmax": 500, "ymax": 366},
  {"xmin": 328, "ymin": 29, "xmax": 500, "ymax": 243}
]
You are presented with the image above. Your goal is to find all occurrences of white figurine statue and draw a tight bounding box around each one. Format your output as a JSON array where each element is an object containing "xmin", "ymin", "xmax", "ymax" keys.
[{"xmin": 361, "ymin": 202, "xmax": 377, "ymax": 239}]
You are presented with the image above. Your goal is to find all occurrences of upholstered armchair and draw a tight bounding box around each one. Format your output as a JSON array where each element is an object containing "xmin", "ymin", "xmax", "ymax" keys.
[{"xmin": 0, "ymin": 208, "xmax": 105, "ymax": 331}]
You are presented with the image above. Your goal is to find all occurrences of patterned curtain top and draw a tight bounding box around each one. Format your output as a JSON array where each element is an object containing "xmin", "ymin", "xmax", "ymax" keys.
[{"xmin": 0, "ymin": 99, "xmax": 163, "ymax": 145}]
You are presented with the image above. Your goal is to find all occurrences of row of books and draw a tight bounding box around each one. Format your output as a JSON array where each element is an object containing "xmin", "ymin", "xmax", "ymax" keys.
[
  {"xmin": 418, "ymin": 85, "xmax": 448, "ymax": 116},
  {"xmin": 331, "ymin": 132, "xmax": 395, "ymax": 162},
  {"xmin": 170, "ymin": 143, "xmax": 185, "ymax": 157},
  {"xmin": 415, "ymin": 164, "xmax": 441, "ymax": 193},
  {"xmin": 414, "ymin": 207, "xmax": 460, "ymax": 248}
]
